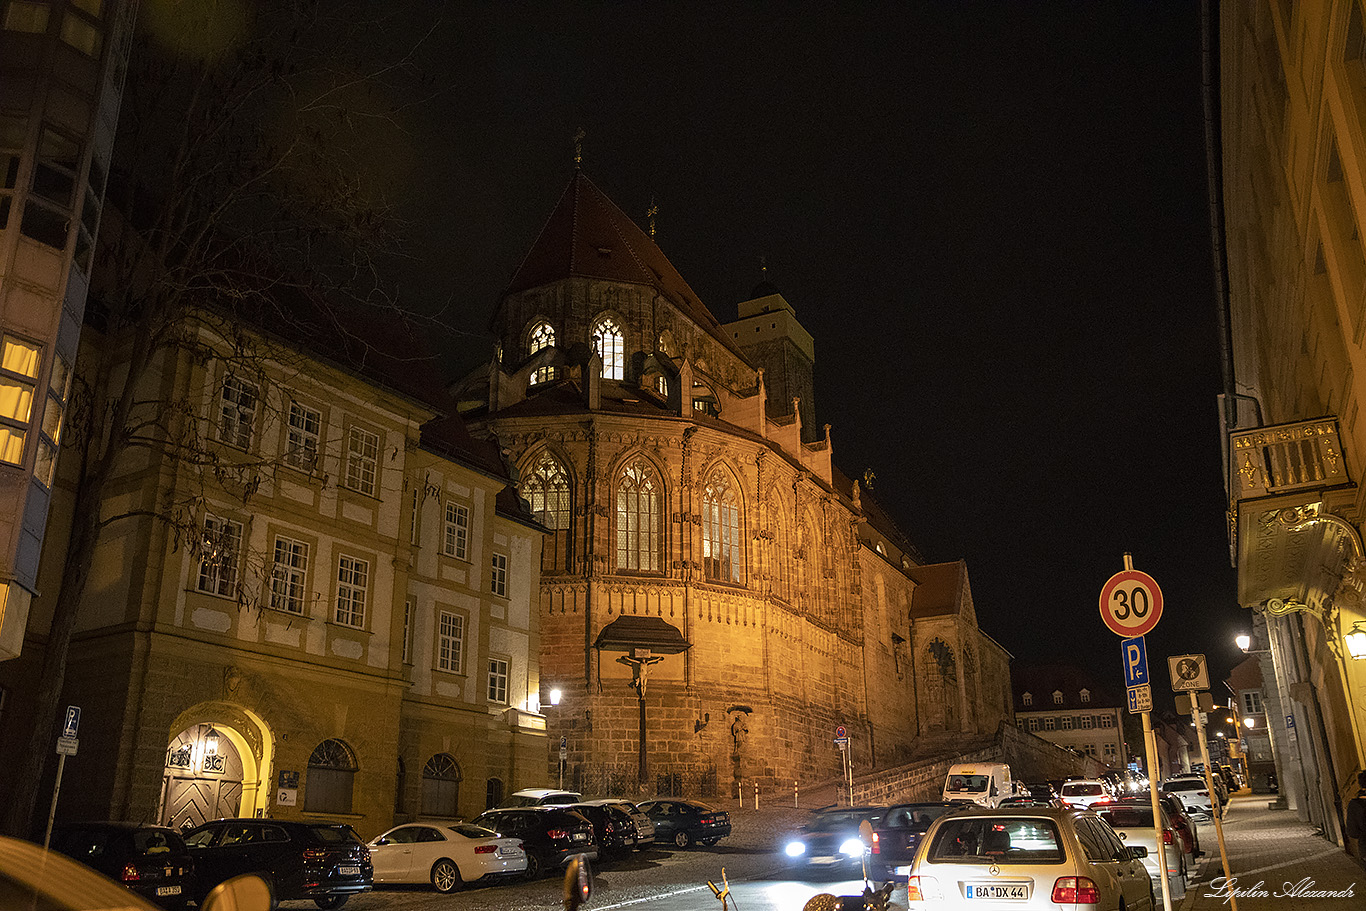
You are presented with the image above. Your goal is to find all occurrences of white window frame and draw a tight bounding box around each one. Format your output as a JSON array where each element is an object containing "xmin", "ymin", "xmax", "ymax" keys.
[
  {"xmin": 437, "ymin": 610, "xmax": 464, "ymax": 673},
  {"xmin": 196, "ymin": 516, "xmax": 242, "ymax": 598},
  {"xmin": 345, "ymin": 425, "xmax": 379, "ymax": 496},
  {"xmin": 487, "ymin": 657, "xmax": 509, "ymax": 704},
  {"xmin": 443, "ymin": 502, "xmax": 469, "ymax": 560},
  {"xmin": 1052, "ymin": 690, "xmax": 1063, "ymax": 705},
  {"xmin": 490, "ymin": 552, "xmax": 507, "ymax": 597},
  {"xmin": 1079, "ymin": 689, "xmax": 1091, "ymax": 703},
  {"xmin": 401, "ymin": 600, "xmax": 413, "ymax": 664},
  {"xmin": 334, "ymin": 555, "xmax": 368, "ymax": 628},
  {"xmin": 269, "ymin": 535, "xmax": 309, "ymax": 615},
  {"xmin": 1022, "ymin": 692, "xmax": 1033, "ymax": 707},
  {"xmin": 1060, "ymin": 715, "xmax": 1074, "ymax": 730},
  {"xmin": 1099, "ymin": 714, "xmax": 1115, "ymax": 728},
  {"xmin": 285, "ymin": 400, "xmax": 321, "ymax": 471},
  {"xmin": 1080, "ymin": 714, "xmax": 1095, "ymax": 729},
  {"xmin": 218, "ymin": 375, "xmax": 258, "ymax": 450},
  {"xmin": 1043, "ymin": 716, "xmax": 1056, "ymax": 731},
  {"xmin": 1241, "ymin": 690, "xmax": 1264, "ymax": 714}
]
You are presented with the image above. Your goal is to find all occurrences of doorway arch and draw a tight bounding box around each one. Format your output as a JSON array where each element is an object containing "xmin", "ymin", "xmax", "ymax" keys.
[{"xmin": 159, "ymin": 702, "xmax": 275, "ymax": 828}]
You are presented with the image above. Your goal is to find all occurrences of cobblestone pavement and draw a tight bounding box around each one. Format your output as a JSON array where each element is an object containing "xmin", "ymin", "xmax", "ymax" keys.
[{"xmin": 1175, "ymin": 793, "xmax": 1362, "ymax": 910}]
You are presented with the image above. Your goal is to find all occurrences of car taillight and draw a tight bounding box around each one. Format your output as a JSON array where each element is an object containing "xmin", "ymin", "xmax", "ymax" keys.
[
  {"xmin": 1052, "ymin": 876, "xmax": 1100, "ymax": 904},
  {"xmin": 871, "ymin": 831, "xmax": 881, "ymax": 855},
  {"xmin": 474, "ymin": 845, "xmax": 496, "ymax": 854},
  {"xmin": 120, "ymin": 863, "xmax": 140, "ymax": 883},
  {"xmin": 547, "ymin": 828, "xmax": 568, "ymax": 840},
  {"xmin": 700, "ymin": 816, "xmax": 715, "ymax": 824},
  {"xmin": 1163, "ymin": 828, "xmax": 1174, "ymax": 845},
  {"xmin": 302, "ymin": 848, "xmax": 329, "ymax": 862},
  {"xmin": 906, "ymin": 875, "xmax": 941, "ymax": 901}
]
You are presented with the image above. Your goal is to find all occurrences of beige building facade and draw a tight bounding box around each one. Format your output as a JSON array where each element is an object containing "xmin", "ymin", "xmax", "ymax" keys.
[
  {"xmin": 0, "ymin": 311, "xmax": 546, "ymax": 837},
  {"xmin": 457, "ymin": 172, "xmax": 1013, "ymax": 797},
  {"xmin": 1219, "ymin": 0, "xmax": 1366, "ymax": 844}
]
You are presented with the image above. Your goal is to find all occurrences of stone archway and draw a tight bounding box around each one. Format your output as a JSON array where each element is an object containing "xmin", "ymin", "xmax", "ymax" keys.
[{"xmin": 159, "ymin": 701, "xmax": 275, "ymax": 829}]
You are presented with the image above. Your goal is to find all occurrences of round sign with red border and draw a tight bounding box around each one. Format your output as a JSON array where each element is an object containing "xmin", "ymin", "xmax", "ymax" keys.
[{"xmin": 1098, "ymin": 569, "xmax": 1163, "ymax": 637}]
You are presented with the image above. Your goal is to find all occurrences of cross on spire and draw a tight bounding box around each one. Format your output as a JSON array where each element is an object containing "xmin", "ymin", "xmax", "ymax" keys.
[
  {"xmin": 647, "ymin": 197, "xmax": 658, "ymax": 238},
  {"xmin": 573, "ymin": 127, "xmax": 585, "ymax": 168}
]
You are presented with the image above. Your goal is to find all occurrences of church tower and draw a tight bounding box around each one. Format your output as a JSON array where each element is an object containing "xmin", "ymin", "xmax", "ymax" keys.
[{"xmin": 722, "ymin": 279, "xmax": 818, "ymax": 441}]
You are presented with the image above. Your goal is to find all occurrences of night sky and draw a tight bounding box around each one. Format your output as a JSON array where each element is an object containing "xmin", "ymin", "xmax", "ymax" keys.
[{"xmin": 375, "ymin": 2, "xmax": 1243, "ymax": 703}]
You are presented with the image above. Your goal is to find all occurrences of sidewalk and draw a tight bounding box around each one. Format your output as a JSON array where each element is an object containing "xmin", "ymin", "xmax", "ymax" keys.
[{"xmin": 1176, "ymin": 793, "xmax": 1362, "ymax": 909}]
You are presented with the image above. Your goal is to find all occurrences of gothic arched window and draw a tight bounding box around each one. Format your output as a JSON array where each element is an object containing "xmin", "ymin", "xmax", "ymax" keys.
[
  {"xmin": 616, "ymin": 459, "xmax": 661, "ymax": 572},
  {"xmin": 522, "ymin": 451, "xmax": 572, "ymax": 572},
  {"xmin": 702, "ymin": 471, "xmax": 743, "ymax": 583},
  {"xmin": 528, "ymin": 320, "xmax": 557, "ymax": 384},
  {"xmin": 592, "ymin": 316, "xmax": 624, "ymax": 380}
]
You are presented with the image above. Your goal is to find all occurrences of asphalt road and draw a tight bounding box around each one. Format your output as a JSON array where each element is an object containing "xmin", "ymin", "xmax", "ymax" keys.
[{"xmin": 280, "ymin": 837, "xmax": 908, "ymax": 911}]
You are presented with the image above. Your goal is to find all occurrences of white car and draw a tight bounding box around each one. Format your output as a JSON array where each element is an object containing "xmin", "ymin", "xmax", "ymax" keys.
[
  {"xmin": 1058, "ymin": 779, "xmax": 1113, "ymax": 809},
  {"xmin": 368, "ymin": 822, "xmax": 526, "ymax": 892},
  {"xmin": 905, "ymin": 806, "xmax": 1155, "ymax": 911},
  {"xmin": 1096, "ymin": 801, "xmax": 1188, "ymax": 899},
  {"xmin": 1161, "ymin": 777, "xmax": 1217, "ymax": 819},
  {"xmin": 502, "ymin": 788, "xmax": 583, "ymax": 807}
]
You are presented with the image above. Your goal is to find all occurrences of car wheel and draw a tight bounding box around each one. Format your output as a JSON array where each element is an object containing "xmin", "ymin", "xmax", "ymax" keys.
[
  {"xmin": 523, "ymin": 851, "xmax": 544, "ymax": 880},
  {"xmin": 432, "ymin": 858, "xmax": 462, "ymax": 893},
  {"xmin": 313, "ymin": 897, "xmax": 347, "ymax": 910},
  {"xmin": 674, "ymin": 829, "xmax": 693, "ymax": 848}
]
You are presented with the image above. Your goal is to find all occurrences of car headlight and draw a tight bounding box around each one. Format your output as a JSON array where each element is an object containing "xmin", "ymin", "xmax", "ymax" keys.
[
  {"xmin": 839, "ymin": 838, "xmax": 864, "ymax": 857},
  {"xmin": 785, "ymin": 841, "xmax": 806, "ymax": 857}
]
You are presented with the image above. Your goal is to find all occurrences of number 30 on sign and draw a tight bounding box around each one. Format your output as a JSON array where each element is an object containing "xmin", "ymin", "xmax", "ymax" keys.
[{"xmin": 1098, "ymin": 569, "xmax": 1164, "ymax": 638}]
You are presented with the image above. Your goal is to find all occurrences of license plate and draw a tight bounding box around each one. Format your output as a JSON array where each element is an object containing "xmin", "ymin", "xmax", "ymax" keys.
[
  {"xmin": 156, "ymin": 886, "xmax": 182, "ymax": 897},
  {"xmin": 572, "ymin": 832, "xmax": 587, "ymax": 841},
  {"xmin": 499, "ymin": 846, "xmax": 519, "ymax": 855},
  {"xmin": 810, "ymin": 855, "xmax": 841, "ymax": 865},
  {"xmin": 965, "ymin": 883, "xmax": 1029, "ymax": 899},
  {"xmin": 338, "ymin": 865, "xmax": 360, "ymax": 875}
]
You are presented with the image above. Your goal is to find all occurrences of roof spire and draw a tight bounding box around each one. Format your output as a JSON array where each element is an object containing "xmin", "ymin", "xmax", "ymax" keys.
[
  {"xmin": 647, "ymin": 196, "xmax": 659, "ymax": 239},
  {"xmin": 573, "ymin": 127, "xmax": 585, "ymax": 169},
  {"xmin": 760, "ymin": 255, "xmax": 768, "ymax": 280}
]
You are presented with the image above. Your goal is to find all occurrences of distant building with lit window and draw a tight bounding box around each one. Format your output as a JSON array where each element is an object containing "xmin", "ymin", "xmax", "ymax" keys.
[{"xmin": 1012, "ymin": 665, "xmax": 1127, "ymax": 770}]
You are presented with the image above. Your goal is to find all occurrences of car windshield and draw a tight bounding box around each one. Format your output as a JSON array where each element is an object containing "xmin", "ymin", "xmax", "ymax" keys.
[
  {"xmin": 1098, "ymin": 807, "xmax": 1154, "ymax": 828},
  {"xmin": 927, "ymin": 818, "xmax": 1065, "ymax": 864},
  {"xmin": 1165, "ymin": 780, "xmax": 1202, "ymax": 792},
  {"xmin": 451, "ymin": 824, "xmax": 498, "ymax": 838},
  {"xmin": 947, "ymin": 775, "xmax": 990, "ymax": 792},
  {"xmin": 808, "ymin": 810, "xmax": 877, "ymax": 832},
  {"xmin": 1063, "ymin": 784, "xmax": 1103, "ymax": 796}
]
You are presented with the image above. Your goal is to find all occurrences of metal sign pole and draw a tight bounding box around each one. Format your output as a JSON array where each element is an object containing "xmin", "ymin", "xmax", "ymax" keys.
[
  {"xmin": 1194, "ymin": 707, "xmax": 1236, "ymax": 908},
  {"xmin": 1142, "ymin": 710, "xmax": 1173, "ymax": 911},
  {"xmin": 44, "ymin": 753, "xmax": 68, "ymax": 849}
]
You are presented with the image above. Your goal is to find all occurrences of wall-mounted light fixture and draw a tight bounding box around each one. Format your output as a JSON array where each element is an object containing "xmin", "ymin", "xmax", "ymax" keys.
[
  {"xmin": 204, "ymin": 725, "xmax": 220, "ymax": 757},
  {"xmin": 1235, "ymin": 633, "xmax": 1252, "ymax": 652},
  {"xmin": 1346, "ymin": 621, "xmax": 1366, "ymax": 660},
  {"xmin": 549, "ymin": 687, "xmax": 563, "ymax": 706},
  {"xmin": 1244, "ymin": 717, "xmax": 1256, "ymax": 729}
]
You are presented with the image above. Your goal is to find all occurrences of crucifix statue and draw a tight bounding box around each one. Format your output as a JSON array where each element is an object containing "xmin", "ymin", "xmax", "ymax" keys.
[{"xmin": 617, "ymin": 648, "xmax": 665, "ymax": 788}]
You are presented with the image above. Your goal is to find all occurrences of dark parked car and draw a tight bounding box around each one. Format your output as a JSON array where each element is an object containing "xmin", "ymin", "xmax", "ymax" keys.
[
  {"xmin": 50, "ymin": 822, "xmax": 195, "ymax": 910},
  {"xmin": 781, "ymin": 805, "xmax": 886, "ymax": 874},
  {"xmin": 1022, "ymin": 782, "xmax": 1060, "ymax": 802},
  {"xmin": 474, "ymin": 806, "xmax": 598, "ymax": 879},
  {"xmin": 865, "ymin": 802, "xmax": 960, "ymax": 882},
  {"xmin": 183, "ymin": 818, "xmax": 371, "ymax": 909},
  {"xmin": 636, "ymin": 798, "xmax": 732, "ymax": 848},
  {"xmin": 568, "ymin": 803, "xmax": 637, "ymax": 858}
]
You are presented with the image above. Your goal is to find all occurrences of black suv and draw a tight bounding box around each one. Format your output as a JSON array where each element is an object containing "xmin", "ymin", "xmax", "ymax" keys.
[
  {"xmin": 183, "ymin": 818, "xmax": 371, "ymax": 909},
  {"xmin": 473, "ymin": 806, "xmax": 598, "ymax": 879},
  {"xmin": 567, "ymin": 803, "xmax": 637, "ymax": 859},
  {"xmin": 50, "ymin": 822, "xmax": 195, "ymax": 910}
]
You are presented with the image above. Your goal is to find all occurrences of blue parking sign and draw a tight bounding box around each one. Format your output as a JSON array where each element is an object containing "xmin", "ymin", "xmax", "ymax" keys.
[
  {"xmin": 62, "ymin": 705, "xmax": 81, "ymax": 739},
  {"xmin": 1121, "ymin": 637, "xmax": 1148, "ymax": 688}
]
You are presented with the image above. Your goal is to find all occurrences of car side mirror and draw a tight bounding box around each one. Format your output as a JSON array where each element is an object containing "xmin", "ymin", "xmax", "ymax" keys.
[
  {"xmin": 1128, "ymin": 846, "xmax": 1149, "ymax": 859},
  {"xmin": 202, "ymin": 873, "xmax": 272, "ymax": 911}
]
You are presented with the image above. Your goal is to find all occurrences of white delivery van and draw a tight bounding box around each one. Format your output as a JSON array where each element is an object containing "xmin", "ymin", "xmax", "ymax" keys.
[{"xmin": 942, "ymin": 763, "xmax": 1013, "ymax": 807}]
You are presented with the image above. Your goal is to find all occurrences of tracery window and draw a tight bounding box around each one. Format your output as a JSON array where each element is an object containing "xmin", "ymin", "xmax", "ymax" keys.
[
  {"xmin": 592, "ymin": 316, "xmax": 624, "ymax": 380},
  {"xmin": 528, "ymin": 320, "xmax": 557, "ymax": 384},
  {"xmin": 522, "ymin": 452, "xmax": 571, "ymax": 572},
  {"xmin": 616, "ymin": 459, "xmax": 661, "ymax": 572},
  {"xmin": 767, "ymin": 493, "xmax": 791, "ymax": 601},
  {"xmin": 702, "ymin": 471, "xmax": 742, "ymax": 583}
]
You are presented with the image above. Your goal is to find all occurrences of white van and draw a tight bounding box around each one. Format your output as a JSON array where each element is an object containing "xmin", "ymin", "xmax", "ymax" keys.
[{"xmin": 942, "ymin": 763, "xmax": 1013, "ymax": 807}]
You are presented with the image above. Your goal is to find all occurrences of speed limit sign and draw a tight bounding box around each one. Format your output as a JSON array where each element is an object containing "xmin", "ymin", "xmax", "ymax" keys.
[{"xmin": 1098, "ymin": 569, "xmax": 1163, "ymax": 637}]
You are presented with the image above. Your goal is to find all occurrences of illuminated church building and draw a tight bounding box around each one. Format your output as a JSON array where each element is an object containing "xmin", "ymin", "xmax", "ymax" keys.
[{"xmin": 456, "ymin": 170, "xmax": 1014, "ymax": 794}]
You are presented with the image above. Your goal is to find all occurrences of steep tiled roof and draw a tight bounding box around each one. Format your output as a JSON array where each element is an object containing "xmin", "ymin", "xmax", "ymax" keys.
[
  {"xmin": 1012, "ymin": 664, "xmax": 1120, "ymax": 709},
  {"xmin": 905, "ymin": 561, "xmax": 969, "ymax": 619},
  {"xmin": 503, "ymin": 172, "xmax": 748, "ymax": 362}
]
